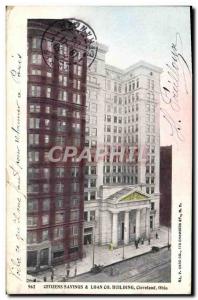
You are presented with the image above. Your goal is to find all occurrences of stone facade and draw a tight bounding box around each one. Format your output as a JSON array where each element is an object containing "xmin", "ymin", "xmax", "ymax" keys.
[{"xmin": 84, "ymin": 43, "xmax": 162, "ymax": 246}]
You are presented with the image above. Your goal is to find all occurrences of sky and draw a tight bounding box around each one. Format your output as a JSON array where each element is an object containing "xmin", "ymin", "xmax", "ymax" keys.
[{"xmin": 57, "ymin": 6, "xmax": 192, "ymax": 70}]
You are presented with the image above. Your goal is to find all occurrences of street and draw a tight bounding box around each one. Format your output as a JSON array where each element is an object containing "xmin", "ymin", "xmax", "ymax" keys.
[{"xmin": 69, "ymin": 248, "xmax": 171, "ymax": 283}]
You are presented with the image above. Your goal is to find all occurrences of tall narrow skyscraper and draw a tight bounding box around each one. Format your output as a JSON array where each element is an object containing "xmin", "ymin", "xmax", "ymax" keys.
[{"xmin": 27, "ymin": 19, "xmax": 87, "ymax": 270}]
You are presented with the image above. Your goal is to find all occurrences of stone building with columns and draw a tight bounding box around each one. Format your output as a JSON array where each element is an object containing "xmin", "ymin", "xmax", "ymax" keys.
[{"xmin": 84, "ymin": 43, "xmax": 162, "ymax": 247}]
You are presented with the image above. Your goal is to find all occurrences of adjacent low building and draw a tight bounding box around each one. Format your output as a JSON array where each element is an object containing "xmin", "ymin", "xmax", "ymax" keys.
[{"xmin": 160, "ymin": 146, "xmax": 172, "ymax": 227}]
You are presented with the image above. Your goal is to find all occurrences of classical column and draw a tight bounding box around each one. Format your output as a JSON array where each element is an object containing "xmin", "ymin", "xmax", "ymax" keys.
[
  {"xmin": 136, "ymin": 209, "xmax": 140, "ymax": 240},
  {"xmin": 146, "ymin": 208, "xmax": 150, "ymax": 238},
  {"xmin": 36, "ymin": 250, "xmax": 40, "ymax": 268},
  {"xmin": 124, "ymin": 211, "xmax": 129, "ymax": 245},
  {"xmin": 48, "ymin": 247, "xmax": 52, "ymax": 266},
  {"xmin": 112, "ymin": 212, "xmax": 118, "ymax": 247}
]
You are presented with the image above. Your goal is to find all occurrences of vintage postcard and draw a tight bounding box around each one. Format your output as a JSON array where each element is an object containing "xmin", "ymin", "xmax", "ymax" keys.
[{"xmin": 6, "ymin": 5, "xmax": 192, "ymax": 295}]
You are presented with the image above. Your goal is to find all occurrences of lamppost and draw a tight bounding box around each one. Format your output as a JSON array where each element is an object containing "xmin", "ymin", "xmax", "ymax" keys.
[
  {"xmin": 92, "ymin": 220, "xmax": 97, "ymax": 268},
  {"xmin": 122, "ymin": 226, "xmax": 126, "ymax": 260}
]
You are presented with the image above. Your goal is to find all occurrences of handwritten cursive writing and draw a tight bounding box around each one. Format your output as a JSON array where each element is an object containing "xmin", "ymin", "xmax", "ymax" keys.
[
  {"xmin": 161, "ymin": 32, "xmax": 191, "ymax": 142},
  {"xmin": 7, "ymin": 53, "xmax": 24, "ymax": 282},
  {"xmin": 10, "ymin": 53, "xmax": 22, "ymax": 84}
]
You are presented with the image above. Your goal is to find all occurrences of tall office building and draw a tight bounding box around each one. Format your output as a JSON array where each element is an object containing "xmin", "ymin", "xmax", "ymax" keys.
[
  {"xmin": 27, "ymin": 19, "xmax": 87, "ymax": 270},
  {"xmin": 84, "ymin": 44, "xmax": 162, "ymax": 246}
]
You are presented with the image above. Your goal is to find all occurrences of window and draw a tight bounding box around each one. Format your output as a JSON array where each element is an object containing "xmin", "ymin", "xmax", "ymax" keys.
[
  {"xmin": 73, "ymin": 93, "xmax": 81, "ymax": 104},
  {"xmin": 27, "ymin": 231, "xmax": 37, "ymax": 244},
  {"xmin": 70, "ymin": 225, "xmax": 79, "ymax": 236},
  {"xmin": 151, "ymin": 104, "xmax": 155, "ymax": 113},
  {"xmin": 90, "ymin": 178, "xmax": 96, "ymax": 187},
  {"xmin": 57, "ymin": 120, "xmax": 66, "ymax": 132},
  {"xmin": 91, "ymin": 128, "xmax": 97, "ymax": 136},
  {"xmin": 54, "ymin": 227, "xmax": 64, "ymax": 239},
  {"xmin": 32, "ymin": 37, "xmax": 41, "ymax": 49},
  {"xmin": 73, "ymin": 111, "xmax": 80, "ymax": 119},
  {"xmin": 28, "ymin": 134, "xmax": 39, "ymax": 145},
  {"xmin": 45, "ymin": 106, "xmax": 50, "ymax": 113},
  {"xmin": 32, "ymin": 54, "xmax": 42, "ymax": 64},
  {"xmin": 58, "ymin": 90, "xmax": 67, "ymax": 101},
  {"xmin": 29, "ymin": 104, "xmax": 40, "ymax": 113},
  {"xmin": 74, "ymin": 64, "xmax": 82, "ymax": 76},
  {"xmin": 71, "ymin": 197, "xmax": 79, "ymax": 206},
  {"xmin": 43, "ymin": 199, "xmax": 50, "ymax": 211},
  {"xmin": 70, "ymin": 238, "xmax": 79, "ymax": 248},
  {"xmin": 55, "ymin": 167, "xmax": 64, "ymax": 178},
  {"xmin": 27, "ymin": 200, "xmax": 38, "ymax": 212},
  {"xmin": 28, "ymin": 151, "xmax": 39, "ymax": 162},
  {"xmin": 46, "ymin": 71, "xmax": 52, "ymax": 77},
  {"xmin": 90, "ymin": 211, "xmax": 95, "ymax": 221},
  {"xmin": 70, "ymin": 210, "xmax": 79, "ymax": 221},
  {"xmin": 29, "ymin": 118, "xmax": 40, "ymax": 129},
  {"xmin": 151, "ymin": 80, "xmax": 154, "ymax": 90},
  {"xmin": 71, "ymin": 167, "xmax": 79, "ymax": 177},
  {"xmin": 56, "ymin": 198, "xmax": 64, "ymax": 209},
  {"xmin": 118, "ymin": 117, "xmax": 122, "ymax": 124},
  {"xmin": 27, "ymin": 216, "xmax": 38, "ymax": 227},
  {"xmin": 32, "ymin": 69, "xmax": 41, "ymax": 75},
  {"xmin": 55, "ymin": 136, "xmax": 65, "ymax": 146},
  {"xmin": 84, "ymin": 211, "xmax": 88, "ymax": 221},
  {"xmin": 72, "ymin": 182, "xmax": 79, "ymax": 193},
  {"xmin": 57, "ymin": 107, "xmax": 67, "ymax": 116},
  {"xmin": 43, "ymin": 168, "xmax": 50, "ymax": 178},
  {"xmin": 42, "ymin": 215, "xmax": 49, "ymax": 225},
  {"xmin": 73, "ymin": 79, "xmax": 81, "ymax": 90},
  {"xmin": 43, "ymin": 183, "xmax": 50, "ymax": 193},
  {"xmin": 84, "ymin": 192, "xmax": 88, "ymax": 201},
  {"xmin": 44, "ymin": 135, "xmax": 50, "ymax": 144},
  {"xmin": 46, "ymin": 87, "xmax": 51, "ymax": 98},
  {"xmin": 44, "ymin": 119, "xmax": 50, "ymax": 129},
  {"xmin": 91, "ymin": 140, "xmax": 97, "ymax": 148},
  {"xmin": 151, "ymin": 202, "xmax": 155, "ymax": 210},
  {"xmin": 55, "ymin": 213, "xmax": 64, "ymax": 224},
  {"xmin": 90, "ymin": 116, "xmax": 97, "ymax": 125},
  {"xmin": 59, "ymin": 74, "xmax": 67, "ymax": 86},
  {"xmin": 91, "ymin": 166, "xmax": 96, "ymax": 175},
  {"xmin": 30, "ymin": 85, "xmax": 41, "ymax": 97},
  {"xmin": 90, "ymin": 103, "xmax": 97, "ymax": 112},
  {"xmin": 107, "ymin": 115, "xmax": 111, "ymax": 122},
  {"xmin": 90, "ymin": 192, "xmax": 96, "ymax": 200},
  {"xmin": 55, "ymin": 183, "xmax": 64, "ymax": 193}
]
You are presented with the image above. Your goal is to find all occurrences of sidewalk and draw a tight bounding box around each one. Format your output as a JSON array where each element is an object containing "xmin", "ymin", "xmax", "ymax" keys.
[{"xmin": 36, "ymin": 226, "xmax": 171, "ymax": 282}]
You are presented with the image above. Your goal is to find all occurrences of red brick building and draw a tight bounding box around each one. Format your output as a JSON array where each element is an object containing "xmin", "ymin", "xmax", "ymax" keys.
[
  {"xmin": 160, "ymin": 146, "xmax": 172, "ymax": 227},
  {"xmin": 27, "ymin": 19, "xmax": 87, "ymax": 271}
]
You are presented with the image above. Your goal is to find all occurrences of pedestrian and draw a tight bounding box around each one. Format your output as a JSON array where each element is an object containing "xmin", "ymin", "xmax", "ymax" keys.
[
  {"xmin": 148, "ymin": 237, "xmax": 151, "ymax": 245},
  {"xmin": 141, "ymin": 237, "xmax": 144, "ymax": 245},
  {"xmin": 65, "ymin": 262, "xmax": 70, "ymax": 278},
  {"xmin": 51, "ymin": 267, "xmax": 54, "ymax": 282},
  {"xmin": 156, "ymin": 232, "xmax": 159, "ymax": 239},
  {"xmin": 74, "ymin": 265, "xmax": 77, "ymax": 277},
  {"xmin": 135, "ymin": 240, "xmax": 138, "ymax": 249},
  {"xmin": 67, "ymin": 268, "xmax": 70, "ymax": 278}
]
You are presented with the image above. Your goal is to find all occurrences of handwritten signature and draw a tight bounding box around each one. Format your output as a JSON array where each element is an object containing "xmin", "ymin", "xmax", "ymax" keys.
[{"xmin": 160, "ymin": 32, "xmax": 191, "ymax": 142}]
